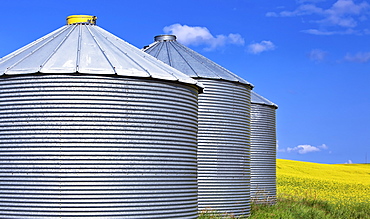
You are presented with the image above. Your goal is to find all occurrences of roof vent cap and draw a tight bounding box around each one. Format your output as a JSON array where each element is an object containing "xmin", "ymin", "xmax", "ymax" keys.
[
  {"xmin": 154, "ymin": 35, "xmax": 176, "ymax": 42},
  {"xmin": 67, "ymin": 15, "xmax": 97, "ymax": 25}
]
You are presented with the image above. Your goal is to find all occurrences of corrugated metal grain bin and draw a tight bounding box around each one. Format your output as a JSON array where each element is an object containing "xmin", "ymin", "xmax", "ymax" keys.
[
  {"xmin": 0, "ymin": 16, "xmax": 203, "ymax": 219},
  {"xmin": 250, "ymin": 91, "xmax": 278, "ymax": 204},
  {"xmin": 144, "ymin": 35, "xmax": 254, "ymax": 216}
]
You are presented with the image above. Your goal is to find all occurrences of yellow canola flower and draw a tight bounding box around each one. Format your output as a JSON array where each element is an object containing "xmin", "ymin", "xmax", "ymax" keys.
[{"xmin": 277, "ymin": 159, "xmax": 370, "ymax": 205}]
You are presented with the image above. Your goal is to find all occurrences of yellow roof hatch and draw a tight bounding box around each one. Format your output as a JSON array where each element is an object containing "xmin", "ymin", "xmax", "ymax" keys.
[{"xmin": 66, "ymin": 15, "xmax": 97, "ymax": 25}]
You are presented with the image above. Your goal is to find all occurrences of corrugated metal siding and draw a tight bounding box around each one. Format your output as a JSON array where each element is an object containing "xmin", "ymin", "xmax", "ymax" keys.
[
  {"xmin": 0, "ymin": 74, "xmax": 199, "ymax": 218},
  {"xmin": 250, "ymin": 103, "xmax": 277, "ymax": 204},
  {"xmin": 196, "ymin": 79, "xmax": 251, "ymax": 216}
]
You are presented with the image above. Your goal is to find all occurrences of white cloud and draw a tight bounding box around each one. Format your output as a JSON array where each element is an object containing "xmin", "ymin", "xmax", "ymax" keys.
[
  {"xmin": 301, "ymin": 28, "xmax": 357, "ymax": 35},
  {"xmin": 265, "ymin": 12, "xmax": 278, "ymax": 17},
  {"xmin": 279, "ymin": 4, "xmax": 324, "ymax": 17},
  {"xmin": 320, "ymin": 0, "xmax": 370, "ymax": 28},
  {"xmin": 364, "ymin": 28, "xmax": 370, "ymax": 34},
  {"xmin": 277, "ymin": 140, "xmax": 287, "ymax": 152},
  {"xmin": 296, "ymin": 0, "xmax": 325, "ymax": 3},
  {"xmin": 308, "ymin": 49, "xmax": 327, "ymax": 62},
  {"xmin": 163, "ymin": 24, "xmax": 244, "ymax": 51},
  {"xmin": 344, "ymin": 52, "xmax": 370, "ymax": 63},
  {"xmin": 267, "ymin": 0, "xmax": 370, "ymax": 34},
  {"xmin": 318, "ymin": 144, "xmax": 328, "ymax": 150},
  {"xmin": 301, "ymin": 29, "xmax": 332, "ymax": 35},
  {"xmin": 228, "ymin": 33, "xmax": 245, "ymax": 45},
  {"xmin": 247, "ymin": 41, "xmax": 276, "ymax": 54},
  {"xmin": 287, "ymin": 145, "xmax": 320, "ymax": 154},
  {"xmin": 345, "ymin": 159, "xmax": 353, "ymax": 164},
  {"xmin": 286, "ymin": 144, "xmax": 328, "ymax": 154}
]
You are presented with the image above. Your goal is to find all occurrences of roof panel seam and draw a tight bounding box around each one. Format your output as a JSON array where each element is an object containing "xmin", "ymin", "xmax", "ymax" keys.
[
  {"xmin": 85, "ymin": 25, "xmax": 116, "ymax": 73},
  {"xmin": 0, "ymin": 26, "xmax": 68, "ymax": 64},
  {"xmin": 76, "ymin": 25, "xmax": 82, "ymax": 72},
  {"xmin": 154, "ymin": 42, "xmax": 162, "ymax": 60},
  {"xmin": 2, "ymin": 26, "xmax": 70, "ymax": 74},
  {"xmin": 141, "ymin": 41, "xmax": 157, "ymax": 53},
  {"xmin": 97, "ymin": 30, "xmax": 152, "ymax": 77},
  {"xmin": 39, "ymin": 25, "xmax": 78, "ymax": 72},
  {"xmin": 177, "ymin": 43, "xmax": 224, "ymax": 80},
  {"xmin": 165, "ymin": 42, "xmax": 172, "ymax": 67},
  {"xmin": 169, "ymin": 41, "xmax": 200, "ymax": 78}
]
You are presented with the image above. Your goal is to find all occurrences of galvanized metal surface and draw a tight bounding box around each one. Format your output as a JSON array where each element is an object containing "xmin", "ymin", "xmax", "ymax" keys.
[
  {"xmin": 145, "ymin": 37, "xmax": 252, "ymax": 216},
  {"xmin": 251, "ymin": 91, "xmax": 278, "ymax": 109},
  {"xmin": 196, "ymin": 79, "xmax": 251, "ymax": 216},
  {"xmin": 0, "ymin": 25, "xmax": 202, "ymax": 90},
  {"xmin": 143, "ymin": 35, "xmax": 253, "ymax": 87},
  {"xmin": 154, "ymin": 35, "xmax": 177, "ymax": 41},
  {"xmin": 250, "ymin": 91, "xmax": 277, "ymax": 204},
  {"xmin": 0, "ymin": 74, "xmax": 199, "ymax": 218}
]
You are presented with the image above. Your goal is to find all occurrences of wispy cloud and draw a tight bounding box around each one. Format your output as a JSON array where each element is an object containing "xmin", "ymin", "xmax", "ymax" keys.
[
  {"xmin": 284, "ymin": 144, "xmax": 328, "ymax": 154},
  {"xmin": 296, "ymin": 0, "xmax": 326, "ymax": 3},
  {"xmin": 267, "ymin": 0, "xmax": 370, "ymax": 35},
  {"xmin": 265, "ymin": 12, "xmax": 279, "ymax": 17},
  {"xmin": 308, "ymin": 49, "xmax": 327, "ymax": 62},
  {"xmin": 277, "ymin": 140, "xmax": 286, "ymax": 153},
  {"xmin": 163, "ymin": 24, "xmax": 244, "ymax": 51},
  {"xmin": 279, "ymin": 4, "xmax": 324, "ymax": 17},
  {"xmin": 344, "ymin": 52, "xmax": 370, "ymax": 62},
  {"xmin": 319, "ymin": 0, "xmax": 370, "ymax": 27},
  {"xmin": 301, "ymin": 28, "xmax": 357, "ymax": 35},
  {"xmin": 345, "ymin": 159, "xmax": 353, "ymax": 164},
  {"xmin": 247, "ymin": 40, "xmax": 276, "ymax": 54}
]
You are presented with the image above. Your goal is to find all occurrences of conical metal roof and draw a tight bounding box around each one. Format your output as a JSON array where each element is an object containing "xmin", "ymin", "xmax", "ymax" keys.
[
  {"xmin": 143, "ymin": 35, "xmax": 253, "ymax": 87},
  {"xmin": 0, "ymin": 18, "xmax": 203, "ymax": 90},
  {"xmin": 251, "ymin": 91, "xmax": 278, "ymax": 108}
]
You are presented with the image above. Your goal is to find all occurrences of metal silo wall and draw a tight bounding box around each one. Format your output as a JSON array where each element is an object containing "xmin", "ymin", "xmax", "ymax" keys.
[
  {"xmin": 250, "ymin": 103, "xmax": 277, "ymax": 204},
  {"xmin": 0, "ymin": 75, "xmax": 199, "ymax": 219},
  {"xmin": 196, "ymin": 79, "xmax": 251, "ymax": 216}
]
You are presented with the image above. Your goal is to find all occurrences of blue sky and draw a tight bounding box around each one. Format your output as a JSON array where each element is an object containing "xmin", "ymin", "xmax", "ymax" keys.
[{"xmin": 1, "ymin": 0, "xmax": 369, "ymax": 164}]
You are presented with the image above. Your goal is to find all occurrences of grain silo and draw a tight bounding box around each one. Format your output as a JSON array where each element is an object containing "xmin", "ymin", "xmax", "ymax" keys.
[
  {"xmin": 250, "ymin": 91, "xmax": 278, "ymax": 204},
  {"xmin": 0, "ymin": 16, "xmax": 203, "ymax": 218},
  {"xmin": 144, "ymin": 35, "xmax": 253, "ymax": 216}
]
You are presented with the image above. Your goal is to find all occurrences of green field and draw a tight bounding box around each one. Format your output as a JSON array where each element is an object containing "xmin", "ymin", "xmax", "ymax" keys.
[{"xmin": 199, "ymin": 159, "xmax": 370, "ymax": 218}]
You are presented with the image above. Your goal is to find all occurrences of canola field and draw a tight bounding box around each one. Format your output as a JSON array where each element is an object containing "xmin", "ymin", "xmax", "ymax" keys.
[{"xmin": 276, "ymin": 159, "xmax": 370, "ymax": 206}]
